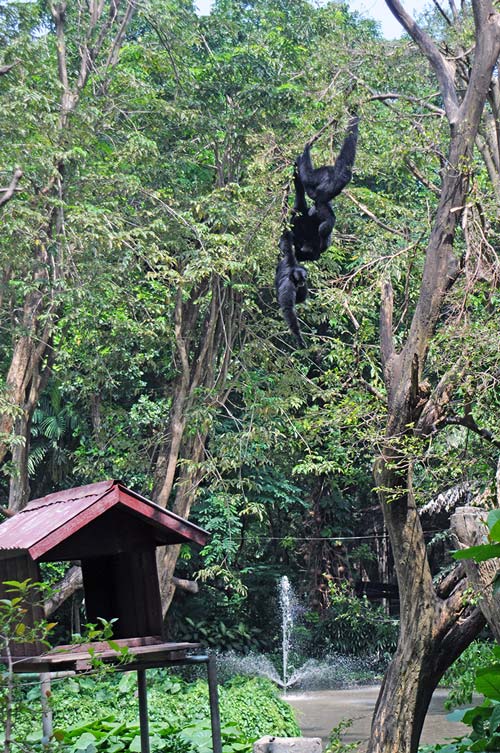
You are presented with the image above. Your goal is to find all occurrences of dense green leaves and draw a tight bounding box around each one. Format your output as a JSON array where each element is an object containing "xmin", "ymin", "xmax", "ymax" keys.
[
  {"xmin": 2, "ymin": 0, "xmax": 500, "ymax": 693},
  {"xmin": 12, "ymin": 673, "xmax": 299, "ymax": 751}
]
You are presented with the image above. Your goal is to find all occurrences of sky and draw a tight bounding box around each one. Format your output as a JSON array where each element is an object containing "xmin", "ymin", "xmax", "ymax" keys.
[{"xmin": 194, "ymin": 0, "xmax": 431, "ymax": 39}]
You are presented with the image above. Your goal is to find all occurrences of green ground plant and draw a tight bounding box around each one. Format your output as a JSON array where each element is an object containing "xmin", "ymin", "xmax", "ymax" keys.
[
  {"xmin": 11, "ymin": 673, "xmax": 299, "ymax": 752},
  {"xmin": 420, "ymin": 647, "xmax": 500, "ymax": 753},
  {"xmin": 0, "ymin": 579, "xmax": 57, "ymax": 753},
  {"xmin": 324, "ymin": 719, "xmax": 359, "ymax": 753}
]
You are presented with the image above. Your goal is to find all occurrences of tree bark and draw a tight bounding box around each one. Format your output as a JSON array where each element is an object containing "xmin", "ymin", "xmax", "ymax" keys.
[
  {"xmin": 0, "ymin": 168, "xmax": 22, "ymax": 208},
  {"xmin": 451, "ymin": 505, "xmax": 500, "ymax": 641},
  {"xmin": 8, "ymin": 414, "xmax": 32, "ymax": 513}
]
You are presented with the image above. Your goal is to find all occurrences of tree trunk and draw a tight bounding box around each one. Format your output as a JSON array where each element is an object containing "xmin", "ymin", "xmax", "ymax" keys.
[
  {"xmin": 156, "ymin": 433, "xmax": 207, "ymax": 613},
  {"xmin": 8, "ymin": 414, "xmax": 31, "ymax": 513},
  {"xmin": 44, "ymin": 565, "xmax": 83, "ymax": 618},
  {"xmin": 0, "ymin": 1, "xmax": 136, "ymax": 510},
  {"xmin": 0, "ymin": 333, "xmax": 48, "ymax": 468},
  {"xmin": 152, "ymin": 280, "xmax": 238, "ymax": 616},
  {"xmin": 367, "ymin": 2, "xmax": 500, "ymax": 749},
  {"xmin": 451, "ymin": 505, "xmax": 500, "ymax": 641}
]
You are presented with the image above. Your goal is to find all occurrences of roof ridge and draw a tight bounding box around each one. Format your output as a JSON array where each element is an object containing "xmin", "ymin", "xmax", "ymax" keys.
[{"xmin": 24, "ymin": 479, "xmax": 116, "ymax": 510}]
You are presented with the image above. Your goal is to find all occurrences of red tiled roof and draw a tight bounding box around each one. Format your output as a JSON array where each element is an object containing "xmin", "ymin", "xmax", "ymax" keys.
[{"xmin": 0, "ymin": 480, "xmax": 208, "ymax": 560}]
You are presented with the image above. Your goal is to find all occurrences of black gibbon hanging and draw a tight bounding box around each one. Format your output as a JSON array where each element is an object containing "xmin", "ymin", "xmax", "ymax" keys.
[{"xmin": 276, "ymin": 114, "xmax": 359, "ymax": 347}]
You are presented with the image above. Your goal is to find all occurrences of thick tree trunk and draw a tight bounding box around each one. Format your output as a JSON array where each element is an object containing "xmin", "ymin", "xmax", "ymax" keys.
[
  {"xmin": 367, "ymin": 3, "xmax": 500, "ymax": 750},
  {"xmin": 0, "ymin": 314, "xmax": 53, "ymax": 512},
  {"xmin": 370, "ymin": 465, "xmax": 485, "ymax": 751},
  {"xmin": 0, "ymin": 334, "xmax": 48, "ymax": 467},
  {"xmin": 372, "ymin": 648, "xmax": 436, "ymax": 753}
]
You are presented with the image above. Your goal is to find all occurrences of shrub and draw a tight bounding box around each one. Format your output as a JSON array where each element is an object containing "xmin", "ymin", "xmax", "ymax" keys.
[
  {"xmin": 420, "ymin": 646, "xmax": 500, "ymax": 753},
  {"xmin": 440, "ymin": 640, "xmax": 496, "ymax": 709},
  {"xmin": 13, "ymin": 672, "xmax": 299, "ymax": 751},
  {"xmin": 304, "ymin": 582, "xmax": 398, "ymax": 659}
]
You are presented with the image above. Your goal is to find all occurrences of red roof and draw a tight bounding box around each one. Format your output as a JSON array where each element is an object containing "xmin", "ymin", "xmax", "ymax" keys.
[{"xmin": 0, "ymin": 480, "xmax": 208, "ymax": 560}]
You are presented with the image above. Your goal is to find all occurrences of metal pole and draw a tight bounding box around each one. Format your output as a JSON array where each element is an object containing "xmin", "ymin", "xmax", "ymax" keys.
[
  {"xmin": 137, "ymin": 669, "xmax": 150, "ymax": 753},
  {"xmin": 207, "ymin": 655, "xmax": 222, "ymax": 753}
]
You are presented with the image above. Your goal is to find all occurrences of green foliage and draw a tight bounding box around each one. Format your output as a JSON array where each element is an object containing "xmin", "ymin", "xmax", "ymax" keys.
[
  {"xmin": 14, "ymin": 674, "xmax": 299, "ymax": 751},
  {"xmin": 179, "ymin": 617, "xmax": 264, "ymax": 653},
  {"xmin": 0, "ymin": 579, "xmax": 56, "ymax": 653},
  {"xmin": 2, "ymin": 0, "xmax": 500, "ymax": 703},
  {"xmin": 51, "ymin": 716, "xmax": 250, "ymax": 753},
  {"xmin": 324, "ymin": 719, "xmax": 359, "ymax": 753},
  {"xmin": 52, "ymin": 717, "xmax": 192, "ymax": 753},
  {"xmin": 0, "ymin": 579, "xmax": 57, "ymax": 753},
  {"xmin": 304, "ymin": 582, "xmax": 398, "ymax": 659},
  {"xmin": 441, "ymin": 641, "xmax": 497, "ymax": 710},
  {"xmin": 425, "ymin": 516, "xmax": 500, "ymax": 752},
  {"xmin": 421, "ymin": 646, "xmax": 500, "ymax": 753}
]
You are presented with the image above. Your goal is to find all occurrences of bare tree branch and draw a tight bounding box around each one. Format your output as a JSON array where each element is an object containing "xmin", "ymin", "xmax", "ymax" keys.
[
  {"xmin": 405, "ymin": 158, "xmax": 441, "ymax": 196},
  {"xmin": 431, "ymin": 0, "xmax": 453, "ymax": 26},
  {"xmin": 172, "ymin": 576, "xmax": 199, "ymax": 595},
  {"xmin": 460, "ymin": 0, "xmax": 500, "ymax": 124},
  {"xmin": 380, "ymin": 279, "xmax": 396, "ymax": 369},
  {"xmin": 385, "ymin": 0, "xmax": 459, "ymax": 121},
  {"xmin": 344, "ymin": 189, "xmax": 408, "ymax": 236},
  {"xmin": 366, "ymin": 91, "xmax": 445, "ymax": 116},
  {"xmin": 0, "ymin": 169, "xmax": 22, "ymax": 208},
  {"xmin": 444, "ymin": 412, "xmax": 500, "ymax": 447},
  {"xmin": 0, "ymin": 63, "xmax": 17, "ymax": 77},
  {"xmin": 44, "ymin": 565, "xmax": 83, "ymax": 617},
  {"xmin": 448, "ymin": 0, "xmax": 459, "ymax": 22}
]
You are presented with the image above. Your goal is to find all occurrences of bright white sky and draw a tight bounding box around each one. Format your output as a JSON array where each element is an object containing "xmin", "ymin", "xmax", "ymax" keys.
[{"xmin": 194, "ymin": 0, "xmax": 431, "ymax": 39}]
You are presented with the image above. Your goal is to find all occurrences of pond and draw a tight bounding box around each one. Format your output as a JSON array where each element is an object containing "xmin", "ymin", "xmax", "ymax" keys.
[{"xmin": 286, "ymin": 686, "xmax": 469, "ymax": 750}]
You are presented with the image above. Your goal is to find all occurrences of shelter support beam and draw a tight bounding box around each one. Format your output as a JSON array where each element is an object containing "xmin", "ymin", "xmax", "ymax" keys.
[{"xmin": 137, "ymin": 669, "xmax": 150, "ymax": 753}]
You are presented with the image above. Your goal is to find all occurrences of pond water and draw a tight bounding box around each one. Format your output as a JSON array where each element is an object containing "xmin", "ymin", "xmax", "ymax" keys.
[{"xmin": 286, "ymin": 686, "xmax": 469, "ymax": 750}]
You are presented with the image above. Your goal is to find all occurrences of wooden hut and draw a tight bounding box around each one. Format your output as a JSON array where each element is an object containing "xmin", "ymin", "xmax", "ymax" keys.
[{"xmin": 0, "ymin": 479, "xmax": 209, "ymax": 657}]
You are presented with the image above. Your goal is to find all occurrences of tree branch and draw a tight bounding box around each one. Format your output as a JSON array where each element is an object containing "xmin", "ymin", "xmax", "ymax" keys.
[
  {"xmin": 380, "ymin": 279, "xmax": 396, "ymax": 369},
  {"xmin": 405, "ymin": 158, "xmax": 441, "ymax": 196},
  {"xmin": 344, "ymin": 190, "xmax": 407, "ymax": 237},
  {"xmin": 385, "ymin": 0, "xmax": 459, "ymax": 121},
  {"xmin": 444, "ymin": 411, "xmax": 500, "ymax": 447},
  {"xmin": 0, "ymin": 62, "xmax": 17, "ymax": 77},
  {"xmin": 459, "ymin": 0, "xmax": 500, "ymax": 125},
  {"xmin": 104, "ymin": 0, "xmax": 137, "ymax": 71},
  {"xmin": 44, "ymin": 565, "xmax": 83, "ymax": 617},
  {"xmin": 172, "ymin": 576, "xmax": 199, "ymax": 595},
  {"xmin": 0, "ymin": 169, "xmax": 22, "ymax": 208},
  {"xmin": 360, "ymin": 378, "xmax": 385, "ymax": 403},
  {"xmin": 414, "ymin": 368, "xmax": 457, "ymax": 436},
  {"xmin": 435, "ymin": 562, "xmax": 465, "ymax": 598},
  {"xmin": 431, "ymin": 0, "xmax": 453, "ymax": 26},
  {"xmin": 366, "ymin": 91, "xmax": 444, "ymax": 116}
]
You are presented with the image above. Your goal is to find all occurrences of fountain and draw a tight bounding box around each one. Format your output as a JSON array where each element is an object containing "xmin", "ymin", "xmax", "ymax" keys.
[
  {"xmin": 217, "ymin": 576, "xmax": 382, "ymax": 692},
  {"xmin": 279, "ymin": 575, "xmax": 298, "ymax": 691}
]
